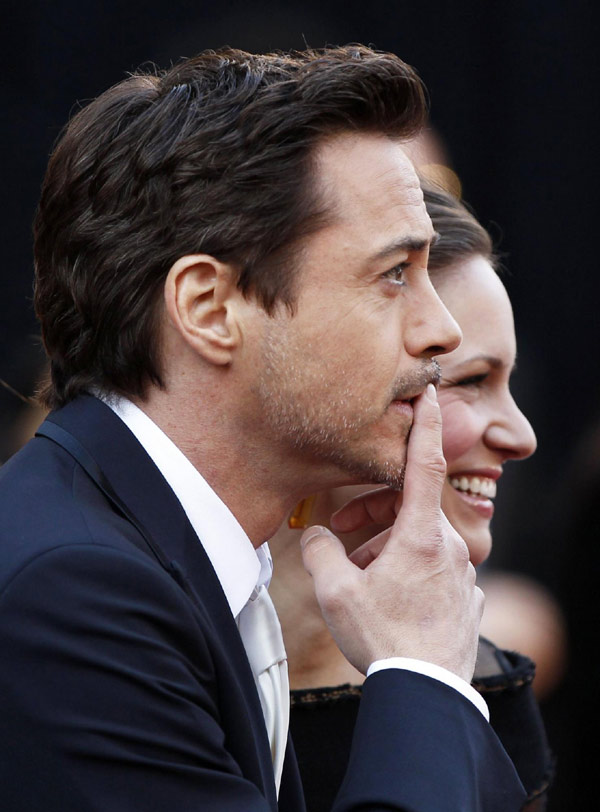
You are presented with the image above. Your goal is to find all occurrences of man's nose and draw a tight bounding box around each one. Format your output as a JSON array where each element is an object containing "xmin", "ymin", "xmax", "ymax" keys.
[{"xmin": 405, "ymin": 277, "xmax": 462, "ymax": 358}]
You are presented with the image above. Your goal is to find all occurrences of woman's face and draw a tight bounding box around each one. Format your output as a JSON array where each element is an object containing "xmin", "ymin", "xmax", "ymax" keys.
[{"xmin": 434, "ymin": 255, "xmax": 536, "ymax": 566}]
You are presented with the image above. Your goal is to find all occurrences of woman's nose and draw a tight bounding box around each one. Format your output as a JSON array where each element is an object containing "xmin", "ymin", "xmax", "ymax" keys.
[{"xmin": 485, "ymin": 394, "xmax": 537, "ymax": 460}]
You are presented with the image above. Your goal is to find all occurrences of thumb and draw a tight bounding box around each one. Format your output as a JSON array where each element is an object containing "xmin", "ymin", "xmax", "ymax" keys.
[{"xmin": 300, "ymin": 525, "xmax": 349, "ymax": 591}]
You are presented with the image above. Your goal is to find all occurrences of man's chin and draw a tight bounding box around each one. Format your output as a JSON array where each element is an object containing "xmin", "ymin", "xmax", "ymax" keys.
[
  {"xmin": 374, "ymin": 465, "xmax": 405, "ymax": 491},
  {"xmin": 335, "ymin": 454, "xmax": 406, "ymax": 491}
]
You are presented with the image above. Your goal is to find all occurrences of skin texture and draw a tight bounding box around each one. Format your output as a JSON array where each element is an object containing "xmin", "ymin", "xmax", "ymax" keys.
[
  {"xmin": 150, "ymin": 132, "xmax": 461, "ymax": 540},
  {"xmin": 253, "ymin": 133, "xmax": 460, "ymax": 491},
  {"xmin": 140, "ymin": 131, "xmax": 482, "ymax": 680},
  {"xmin": 300, "ymin": 384, "xmax": 482, "ymax": 679},
  {"xmin": 270, "ymin": 255, "xmax": 537, "ymax": 688}
]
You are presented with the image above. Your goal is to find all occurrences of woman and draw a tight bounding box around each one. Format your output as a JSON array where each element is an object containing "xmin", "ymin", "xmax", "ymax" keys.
[{"xmin": 270, "ymin": 181, "xmax": 554, "ymax": 810}]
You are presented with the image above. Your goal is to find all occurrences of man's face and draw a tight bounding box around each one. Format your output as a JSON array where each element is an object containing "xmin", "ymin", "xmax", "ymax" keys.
[{"xmin": 252, "ymin": 132, "xmax": 461, "ymax": 490}]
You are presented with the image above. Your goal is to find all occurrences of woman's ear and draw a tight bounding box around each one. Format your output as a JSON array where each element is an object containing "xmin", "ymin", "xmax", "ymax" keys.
[{"xmin": 164, "ymin": 254, "xmax": 243, "ymax": 365}]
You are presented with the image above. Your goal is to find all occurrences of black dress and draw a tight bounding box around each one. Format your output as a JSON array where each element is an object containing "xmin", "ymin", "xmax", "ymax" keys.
[{"xmin": 290, "ymin": 638, "xmax": 554, "ymax": 811}]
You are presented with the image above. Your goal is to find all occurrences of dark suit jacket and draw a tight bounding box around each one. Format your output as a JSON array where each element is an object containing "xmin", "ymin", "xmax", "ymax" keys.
[{"xmin": 0, "ymin": 395, "xmax": 526, "ymax": 810}]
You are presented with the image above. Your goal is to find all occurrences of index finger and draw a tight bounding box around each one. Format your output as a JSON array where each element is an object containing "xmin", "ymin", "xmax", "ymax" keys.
[{"xmin": 400, "ymin": 383, "xmax": 446, "ymax": 521}]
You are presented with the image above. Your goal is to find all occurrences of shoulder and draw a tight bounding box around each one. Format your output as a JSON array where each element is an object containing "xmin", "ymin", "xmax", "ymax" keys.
[{"xmin": 0, "ymin": 434, "xmax": 166, "ymax": 591}]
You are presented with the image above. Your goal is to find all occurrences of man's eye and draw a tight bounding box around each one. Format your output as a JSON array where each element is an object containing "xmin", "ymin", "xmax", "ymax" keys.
[{"xmin": 382, "ymin": 263, "xmax": 408, "ymax": 285}]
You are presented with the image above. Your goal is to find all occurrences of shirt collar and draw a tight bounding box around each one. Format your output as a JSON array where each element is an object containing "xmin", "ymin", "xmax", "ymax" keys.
[{"xmin": 98, "ymin": 393, "xmax": 270, "ymax": 618}]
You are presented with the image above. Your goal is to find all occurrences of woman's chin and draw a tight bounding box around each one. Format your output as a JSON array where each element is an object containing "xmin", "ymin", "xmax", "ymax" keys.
[
  {"xmin": 445, "ymin": 516, "xmax": 492, "ymax": 567},
  {"xmin": 457, "ymin": 521, "xmax": 493, "ymax": 566},
  {"xmin": 442, "ymin": 489, "xmax": 494, "ymax": 567},
  {"xmin": 469, "ymin": 539, "xmax": 492, "ymax": 568}
]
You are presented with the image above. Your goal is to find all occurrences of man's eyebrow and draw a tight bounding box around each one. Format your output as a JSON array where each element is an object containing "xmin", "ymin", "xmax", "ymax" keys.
[{"xmin": 370, "ymin": 233, "xmax": 438, "ymax": 262}]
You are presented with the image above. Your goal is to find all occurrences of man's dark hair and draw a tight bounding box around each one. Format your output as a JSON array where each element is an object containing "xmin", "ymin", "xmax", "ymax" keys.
[
  {"xmin": 422, "ymin": 179, "xmax": 495, "ymax": 272},
  {"xmin": 34, "ymin": 45, "xmax": 427, "ymax": 408}
]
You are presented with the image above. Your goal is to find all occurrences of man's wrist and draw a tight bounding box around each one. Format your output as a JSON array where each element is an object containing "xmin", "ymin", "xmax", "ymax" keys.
[{"xmin": 367, "ymin": 657, "xmax": 489, "ymax": 721}]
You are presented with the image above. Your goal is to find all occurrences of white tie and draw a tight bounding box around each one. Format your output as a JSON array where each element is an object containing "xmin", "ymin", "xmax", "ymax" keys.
[{"xmin": 236, "ymin": 583, "xmax": 290, "ymax": 795}]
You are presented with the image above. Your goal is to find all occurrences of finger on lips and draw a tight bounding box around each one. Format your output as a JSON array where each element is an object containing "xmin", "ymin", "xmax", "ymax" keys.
[{"xmin": 398, "ymin": 384, "xmax": 446, "ymax": 520}]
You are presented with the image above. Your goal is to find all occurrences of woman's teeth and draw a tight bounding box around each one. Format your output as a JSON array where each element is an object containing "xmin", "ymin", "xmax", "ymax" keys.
[{"xmin": 449, "ymin": 475, "xmax": 497, "ymax": 498}]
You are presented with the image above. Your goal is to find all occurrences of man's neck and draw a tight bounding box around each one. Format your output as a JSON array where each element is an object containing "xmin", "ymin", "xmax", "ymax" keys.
[{"xmin": 130, "ymin": 388, "xmax": 302, "ymax": 546}]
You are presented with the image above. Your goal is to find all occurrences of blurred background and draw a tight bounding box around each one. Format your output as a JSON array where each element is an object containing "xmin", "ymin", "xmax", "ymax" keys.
[{"xmin": 2, "ymin": 0, "xmax": 597, "ymax": 806}]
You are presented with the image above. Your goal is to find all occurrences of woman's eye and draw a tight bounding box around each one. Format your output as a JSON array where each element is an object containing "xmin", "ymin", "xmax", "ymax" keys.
[
  {"xmin": 382, "ymin": 263, "xmax": 408, "ymax": 285},
  {"xmin": 455, "ymin": 373, "xmax": 488, "ymax": 387}
]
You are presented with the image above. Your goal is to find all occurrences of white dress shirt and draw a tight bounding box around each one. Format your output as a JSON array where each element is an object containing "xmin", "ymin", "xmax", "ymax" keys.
[
  {"xmin": 100, "ymin": 394, "xmax": 290, "ymax": 792},
  {"xmin": 100, "ymin": 394, "xmax": 489, "ymax": 770}
]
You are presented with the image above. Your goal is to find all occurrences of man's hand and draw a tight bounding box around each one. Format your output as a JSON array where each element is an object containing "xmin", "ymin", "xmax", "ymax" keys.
[{"xmin": 300, "ymin": 384, "xmax": 483, "ymax": 683}]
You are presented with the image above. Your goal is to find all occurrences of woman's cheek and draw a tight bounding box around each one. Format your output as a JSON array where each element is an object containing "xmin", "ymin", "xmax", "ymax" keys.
[{"xmin": 439, "ymin": 398, "xmax": 479, "ymax": 464}]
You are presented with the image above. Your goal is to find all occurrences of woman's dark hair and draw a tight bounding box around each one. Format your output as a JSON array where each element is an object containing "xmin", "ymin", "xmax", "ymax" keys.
[
  {"xmin": 34, "ymin": 45, "xmax": 427, "ymax": 408},
  {"xmin": 422, "ymin": 178, "xmax": 495, "ymax": 272}
]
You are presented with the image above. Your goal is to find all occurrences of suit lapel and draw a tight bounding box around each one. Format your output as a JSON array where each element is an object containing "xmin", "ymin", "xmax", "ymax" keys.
[{"xmin": 38, "ymin": 394, "xmax": 280, "ymax": 810}]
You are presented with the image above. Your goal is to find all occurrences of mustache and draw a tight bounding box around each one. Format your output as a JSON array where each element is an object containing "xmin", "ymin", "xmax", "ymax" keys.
[{"xmin": 391, "ymin": 359, "xmax": 441, "ymax": 401}]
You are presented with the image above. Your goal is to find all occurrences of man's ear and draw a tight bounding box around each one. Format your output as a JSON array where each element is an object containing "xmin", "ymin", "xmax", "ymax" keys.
[{"xmin": 164, "ymin": 254, "xmax": 244, "ymax": 365}]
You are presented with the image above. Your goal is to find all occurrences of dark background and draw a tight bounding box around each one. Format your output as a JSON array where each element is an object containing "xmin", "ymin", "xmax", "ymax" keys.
[{"xmin": 2, "ymin": 1, "xmax": 597, "ymax": 806}]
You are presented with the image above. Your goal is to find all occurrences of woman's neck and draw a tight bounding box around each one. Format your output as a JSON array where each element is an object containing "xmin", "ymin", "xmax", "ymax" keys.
[{"xmin": 269, "ymin": 488, "xmax": 382, "ymax": 689}]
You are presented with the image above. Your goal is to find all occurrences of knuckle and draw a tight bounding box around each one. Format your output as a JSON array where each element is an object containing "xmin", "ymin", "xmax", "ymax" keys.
[
  {"xmin": 427, "ymin": 450, "xmax": 447, "ymax": 478},
  {"xmin": 319, "ymin": 574, "xmax": 358, "ymax": 618},
  {"xmin": 415, "ymin": 528, "xmax": 446, "ymax": 565},
  {"xmin": 410, "ymin": 524, "xmax": 471, "ymax": 574},
  {"xmin": 439, "ymin": 519, "xmax": 469, "ymax": 566},
  {"xmin": 413, "ymin": 450, "xmax": 447, "ymax": 480},
  {"xmin": 453, "ymin": 535, "xmax": 471, "ymax": 568}
]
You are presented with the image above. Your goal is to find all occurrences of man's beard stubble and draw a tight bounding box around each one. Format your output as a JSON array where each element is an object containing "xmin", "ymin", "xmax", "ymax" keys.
[{"xmin": 256, "ymin": 333, "xmax": 441, "ymax": 490}]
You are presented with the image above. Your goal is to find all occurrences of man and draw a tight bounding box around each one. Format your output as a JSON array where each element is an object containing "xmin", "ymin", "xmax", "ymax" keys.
[{"xmin": 0, "ymin": 46, "xmax": 525, "ymax": 809}]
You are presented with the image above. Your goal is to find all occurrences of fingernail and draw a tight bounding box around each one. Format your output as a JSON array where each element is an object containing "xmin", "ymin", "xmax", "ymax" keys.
[
  {"xmin": 300, "ymin": 525, "xmax": 333, "ymax": 548},
  {"xmin": 425, "ymin": 383, "xmax": 437, "ymax": 403}
]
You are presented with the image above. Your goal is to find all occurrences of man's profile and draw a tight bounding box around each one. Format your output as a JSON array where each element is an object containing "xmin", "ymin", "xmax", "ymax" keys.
[{"xmin": 0, "ymin": 46, "xmax": 525, "ymax": 810}]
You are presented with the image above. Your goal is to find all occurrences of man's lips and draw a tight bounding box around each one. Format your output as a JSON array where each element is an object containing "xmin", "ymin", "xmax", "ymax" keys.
[
  {"xmin": 391, "ymin": 396, "xmax": 416, "ymax": 407},
  {"xmin": 392, "ymin": 377, "xmax": 441, "ymax": 405},
  {"xmin": 390, "ymin": 361, "xmax": 442, "ymax": 405}
]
